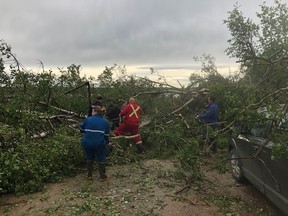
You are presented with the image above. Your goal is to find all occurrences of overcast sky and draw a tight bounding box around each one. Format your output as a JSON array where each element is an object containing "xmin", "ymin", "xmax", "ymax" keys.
[{"xmin": 0, "ymin": 0, "xmax": 280, "ymax": 84}]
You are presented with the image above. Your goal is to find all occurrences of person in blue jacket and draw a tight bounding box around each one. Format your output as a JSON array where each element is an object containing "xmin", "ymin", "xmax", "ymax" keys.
[
  {"xmin": 197, "ymin": 96, "xmax": 219, "ymax": 153},
  {"xmin": 80, "ymin": 105, "xmax": 110, "ymax": 180}
]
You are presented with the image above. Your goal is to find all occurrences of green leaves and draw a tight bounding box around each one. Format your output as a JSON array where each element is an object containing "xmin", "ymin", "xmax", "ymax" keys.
[
  {"xmin": 0, "ymin": 128, "xmax": 83, "ymax": 194},
  {"xmin": 224, "ymin": 4, "xmax": 259, "ymax": 61},
  {"xmin": 177, "ymin": 139, "xmax": 203, "ymax": 179},
  {"xmin": 224, "ymin": 1, "xmax": 288, "ymax": 90}
]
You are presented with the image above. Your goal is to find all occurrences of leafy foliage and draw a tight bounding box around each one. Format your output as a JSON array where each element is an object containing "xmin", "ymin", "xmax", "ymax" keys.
[
  {"xmin": 1, "ymin": 0, "xmax": 288, "ymax": 194},
  {"xmin": 177, "ymin": 138, "xmax": 203, "ymax": 179},
  {"xmin": 224, "ymin": 0, "xmax": 288, "ymax": 91},
  {"xmin": 0, "ymin": 127, "xmax": 82, "ymax": 193}
]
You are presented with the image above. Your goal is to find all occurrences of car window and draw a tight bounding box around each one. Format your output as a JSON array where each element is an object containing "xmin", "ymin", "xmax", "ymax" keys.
[
  {"xmin": 247, "ymin": 108, "xmax": 271, "ymax": 137},
  {"xmin": 234, "ymin": 122, "xmax": 267, "ymax": 137},
  {"xmin": 247, "ymin": 119, "xmax": 270, "ymax": 137},
  {"xmin": 250, "ymin": 126, "xmax": 266, "ymax": 137}
]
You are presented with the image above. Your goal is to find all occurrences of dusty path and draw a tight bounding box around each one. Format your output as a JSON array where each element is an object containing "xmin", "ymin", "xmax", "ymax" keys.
[{"xmin": 0, "ymin": 158, "xmax": 285, "ymax": 216}]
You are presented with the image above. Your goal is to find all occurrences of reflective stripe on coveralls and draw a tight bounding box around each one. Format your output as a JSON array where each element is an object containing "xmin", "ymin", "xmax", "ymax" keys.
[
  {"xmin": 129, "ymin": 104, "xmax": 140, "ymax": 118},
  {"xmin": 84, "ymin": 129, "xmax": 105, "ymax": 133},
  {"xmin": 84, "ymin": 129, "xmax": 110, "ymax": 138}
]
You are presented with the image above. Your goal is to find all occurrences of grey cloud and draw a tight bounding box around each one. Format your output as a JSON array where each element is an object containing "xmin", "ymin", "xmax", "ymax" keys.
[
  {"xmin": 138, "ymin": 65, "xmax": 201, "ymax": 71},
  {"xmin": 0, "ymin": 0, "xmax": 277, "ymax": 70}
]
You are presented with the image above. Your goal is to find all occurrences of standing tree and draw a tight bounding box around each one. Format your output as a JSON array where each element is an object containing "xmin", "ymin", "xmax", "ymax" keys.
[
  {"xmin": 222, "ymin": 0, "xmax": 288, "ymax": 160},
  {"xmin": 224, "ymin": 0, "xmax": 288, "ymax": 91}
]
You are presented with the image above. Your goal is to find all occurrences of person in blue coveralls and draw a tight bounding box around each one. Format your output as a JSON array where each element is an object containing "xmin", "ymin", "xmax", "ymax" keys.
[
  {"xmin": 197, "ymin": 96, "xmax": 219, "ymax": 153},
  {"xmin": 80, "ymin": 105, "xmax": 110, "ymax": 180}
]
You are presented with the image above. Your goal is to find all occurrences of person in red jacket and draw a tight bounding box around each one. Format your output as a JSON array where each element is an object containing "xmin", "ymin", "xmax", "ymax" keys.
[{"xmin": 113, "ymin": 97, "xmax": 145, "ymax": 153}]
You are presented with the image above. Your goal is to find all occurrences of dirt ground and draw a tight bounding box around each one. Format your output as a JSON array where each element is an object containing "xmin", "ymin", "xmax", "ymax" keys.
[{"xmin": 0, "ymin": 155, "xmax": 285, "ymax": 216}]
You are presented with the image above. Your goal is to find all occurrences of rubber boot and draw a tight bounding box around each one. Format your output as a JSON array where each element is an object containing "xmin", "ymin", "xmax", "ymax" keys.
[
  {"xmin": 136, "ymin": 143, "xmax": 145, "ymax": 154},
  {"xmin": 87, "ymin": 161, "xmax": 93, "ymax": 180},
  {"xmin": 99, "ymin": 163, "xmax": 108, "ymax": 181}
]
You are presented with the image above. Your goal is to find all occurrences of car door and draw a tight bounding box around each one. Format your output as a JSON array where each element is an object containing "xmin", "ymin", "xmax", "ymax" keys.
[
  {"xmin": 235, "ymin": 133, "xmax": 265, "ymax": 193},
  {"xmin": 258, "ymin": 123, "xmax": 288, "ymax": 215},
  {"xmin": 235, "ymin": 119, "xmax": 271, "ymax": 192}
]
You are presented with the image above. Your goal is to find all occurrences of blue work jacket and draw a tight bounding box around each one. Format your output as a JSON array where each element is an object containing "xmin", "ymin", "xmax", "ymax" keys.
[
  {"xmin": 80, "ymin": 114, "xmax": 110, "ymax": 145},
  {"xmin": 198, "ymin": 102, "xmax": 219, "ymax": 128}
]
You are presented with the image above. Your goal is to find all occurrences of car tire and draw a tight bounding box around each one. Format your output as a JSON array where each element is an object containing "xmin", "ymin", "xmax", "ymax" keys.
[{"xmin": 229, "ymin": 148, "xmax": 245, "ymax": 183}]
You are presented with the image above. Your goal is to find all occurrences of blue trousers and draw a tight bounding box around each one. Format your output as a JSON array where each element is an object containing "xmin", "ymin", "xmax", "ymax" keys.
[{"xmin": 81, "ymin": 140, "xmax": 106, "ymax": 162}]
